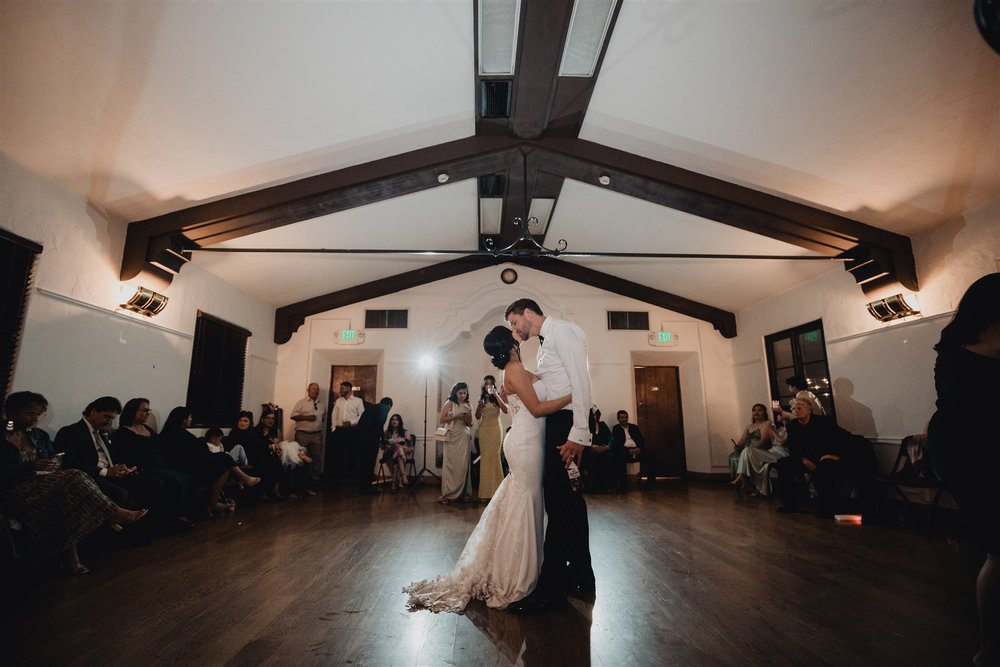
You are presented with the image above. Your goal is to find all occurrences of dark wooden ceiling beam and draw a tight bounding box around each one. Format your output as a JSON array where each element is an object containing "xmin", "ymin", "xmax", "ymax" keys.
[
  {"xmin": 274, "ymin": 255, "xmax": 501, "ymax": 344},
  {"xmin": 273, "ymin": 253, "xmax": 737, "ymax": 343},
  {"xmin": 120, "ymin": 135, "xmax": 523, "ymax": 283},
  {"xmin": 510, "ymin": 256, "xmax": 737, "ymax": 338},
  {"xmin": 527, "ymin": 137, "xmax": 918, "ymax": 290}
]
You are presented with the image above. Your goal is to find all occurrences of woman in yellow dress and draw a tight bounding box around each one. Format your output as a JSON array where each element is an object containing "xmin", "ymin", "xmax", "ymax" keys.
[{"xmin": 475, "ymin": 375, "xmax": 508, "ymax": 500}]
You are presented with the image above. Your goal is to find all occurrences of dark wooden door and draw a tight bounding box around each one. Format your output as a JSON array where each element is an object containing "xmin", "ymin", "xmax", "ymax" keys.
[
  {"xmin": 329, "ymin": 365, "xmax": 378, "ymax": 405},
  {"xmin": 634, "ymin": 365, "xmax": 686, "ymax": 477}
]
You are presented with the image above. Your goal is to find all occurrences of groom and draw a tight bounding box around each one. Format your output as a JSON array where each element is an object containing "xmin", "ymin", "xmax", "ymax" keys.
[{"xmin": 506, "ymin": 298, "xmax": 595, "ymax": 612}]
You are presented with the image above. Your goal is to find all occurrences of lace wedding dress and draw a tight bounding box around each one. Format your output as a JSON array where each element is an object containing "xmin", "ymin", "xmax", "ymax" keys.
[{"xmin": 404, "ymin": 380, "xmax": 547, "ymax": 612}]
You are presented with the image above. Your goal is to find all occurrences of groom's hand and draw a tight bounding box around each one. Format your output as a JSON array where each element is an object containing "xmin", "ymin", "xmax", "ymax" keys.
[{"xmin": 558, "ymin": 440, "xmax": 585, "ymax": 466}]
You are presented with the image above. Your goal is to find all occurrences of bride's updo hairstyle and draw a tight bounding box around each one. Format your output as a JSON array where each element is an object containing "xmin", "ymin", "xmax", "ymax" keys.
[{"xmin": 484, "ymin": 325, "xmax": 517, "ymax": 370}]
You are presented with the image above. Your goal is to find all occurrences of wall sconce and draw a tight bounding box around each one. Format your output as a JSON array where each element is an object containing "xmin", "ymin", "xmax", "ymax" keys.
[
  {"xmin": 866, "ymin": 294, "xmax": 919, "ymax": 323},
  {"xmin": 120, "ymin": 286, "xmax": 168, "ymax": 317}
]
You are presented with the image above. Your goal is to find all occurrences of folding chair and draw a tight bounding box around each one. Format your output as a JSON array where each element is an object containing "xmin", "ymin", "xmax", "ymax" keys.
[{"xmin": 874, "ymin": 434, "xmax": 947, "ymax": 535}]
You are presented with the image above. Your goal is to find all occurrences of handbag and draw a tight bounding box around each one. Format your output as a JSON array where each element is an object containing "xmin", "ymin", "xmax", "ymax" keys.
[{"xmin": 433, "ymin": 426, "xmax": 449, "ymax": 442}]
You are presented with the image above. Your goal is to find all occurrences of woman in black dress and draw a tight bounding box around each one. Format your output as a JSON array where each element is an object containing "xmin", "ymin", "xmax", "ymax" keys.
[
  {"xmin": 927, "ymin": 273, "xmax": 1000, "ymax": 666},
  {"xmin": 225, "ymin": 410, "xmax": 283, "ymax": 499},
  {"xmin": 112, "ymin": 398, "xmax": 195, "ymax": 528},
  {"xmin": 160, "ymin": 406, "xmax": 261, "ymax": 517}
]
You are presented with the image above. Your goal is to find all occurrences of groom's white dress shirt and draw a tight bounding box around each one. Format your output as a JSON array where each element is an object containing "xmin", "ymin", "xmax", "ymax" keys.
[{"xmin": 537, "ymin": 316, "xmax": 593, "ymax": 447}]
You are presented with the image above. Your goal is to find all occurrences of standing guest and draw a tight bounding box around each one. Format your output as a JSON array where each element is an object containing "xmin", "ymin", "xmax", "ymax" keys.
[
  {"xmin": 385, "ymin": 414, "xmax": 413, "ymax": 488},
  {"xmin": 438, "ymin": 383, "xmax": 474, "ymax": 504},
  {"xmin": 475, "ymin": 375, "xmax": 508, "ymax": 500},
  {"xmin": 2, "ymin": 391, "xmax": 148, "ymax": 574},
  {"xmin": 730, "ymin": 403, "xmax": 783, "ymax": 497},
  {"xmin": 775, "ymin": 374, "xmax": 825, "ymax": 425},
  {"xmin": 160, "ymin": 407, "xmax": 260, "ymax": 516},
  {"xmin": 506, "ymin": 298, "xmax": 595, "ymax": 612},
  {"xmin": 582, "ymin": 407, "xmax": 615, "ymax": 493},
  {"xmin": 927, "ymin": 273, "xmax": 1000, "ymax": 667},
  {"xmin": 55, "ymin": 396, "xmax": 164, "ymax": 518},
  {"xmin": 111, "ymin": 398, "xmax": 194, "ymax": 530},
  {"xmin": 330, "ymin": 381, "xmax": 364, "ymax": 481},
  {"xmin": 356, "ymin": 397, "xmax": 393, "ymax": 496},
  {"xmin": 612, "ymin": 410, "xmax": 657, "ymax": 490},
  {"xmin": 290, "ymin": 382, "xmax": 325, "ymax": 490},
  {"xmin": 225, "ymin": 411, "xmax": 283, "ymax": 500}
]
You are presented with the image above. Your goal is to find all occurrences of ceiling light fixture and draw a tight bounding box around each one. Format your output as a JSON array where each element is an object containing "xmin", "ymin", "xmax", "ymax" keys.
[
  {"xmin": 598, "ymin": 173, "xmax": 611, "ymax": 186},
  {"xmin": 437, "ymin": 173, "xmax": 449, "ymax": 183}
]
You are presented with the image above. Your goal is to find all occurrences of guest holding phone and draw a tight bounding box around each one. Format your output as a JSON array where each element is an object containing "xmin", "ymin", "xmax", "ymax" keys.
[{"xmin": 475, "ymin": 375, "xmax": 508, "ymax": 500}]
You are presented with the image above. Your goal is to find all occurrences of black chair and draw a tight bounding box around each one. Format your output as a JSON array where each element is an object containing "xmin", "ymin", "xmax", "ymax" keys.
[{"xmin": 874, "ymin": 434, "xmax": 947, "ymax": 534}]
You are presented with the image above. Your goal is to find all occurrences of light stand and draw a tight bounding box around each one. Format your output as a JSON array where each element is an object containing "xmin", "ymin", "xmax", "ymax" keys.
[{"xmin": 412, "ymin": 366, "xmax": 439, "ymax": 491}]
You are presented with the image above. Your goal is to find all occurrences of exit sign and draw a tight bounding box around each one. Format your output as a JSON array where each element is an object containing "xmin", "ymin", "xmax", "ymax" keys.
[
  {"xmin": 334, "ymin": 329, "xmax": 366, "ymax": 345},
  {"xmin": 647, "ymin": 331, "xmax": 678, "ymax": 347}
]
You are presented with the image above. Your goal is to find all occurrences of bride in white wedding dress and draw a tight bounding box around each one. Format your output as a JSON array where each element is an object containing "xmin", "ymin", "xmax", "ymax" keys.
[{"xmin": 404, "ymin": 326, "xmax": 571, "ymax": 612}]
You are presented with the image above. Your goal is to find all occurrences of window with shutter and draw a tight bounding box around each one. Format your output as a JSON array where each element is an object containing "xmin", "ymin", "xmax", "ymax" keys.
[
  {"xmin": 1, "ymin": 229, "xmax": 42, "ymax": 396},
  {"xmin": 186, "ymin": 311, "xmax": 251, "ymax": 427}
]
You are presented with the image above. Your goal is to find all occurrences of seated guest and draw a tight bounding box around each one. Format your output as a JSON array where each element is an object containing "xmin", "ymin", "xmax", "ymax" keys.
[
  {"xmin": 612, "ymin": 410, "xmax": 657, "ymax": 490},
  {"xmin": 357, "ymin": 397, "xmax": 393, "ymax": 497},
  {"xmin": 730, "ymin": 403, "xmax": 783, "ymax": 497},
  {"xmin": 384, "ymin": 413, "xmax": 413, "ymax": 489},
  {"xmin": 2, "ymin": 391, "xmax": 147, "ymax": 574},
  {"xmin": 160, "ymin": 407, "xmax": 260, "ymax": 516},
  {"xmin": 225, "ymin": 410, "xmax": 283, "ymax": 500},
  {"xmin": 112, "ymin": 398, "xmax": 195, "ymax": 529},
  {"xmin": 773, "ymin": 397, "xmax": 851, "ymax": 518},
  {"xmin": 55, "ymin": 396, "xmax": 164, "ymax": 520},
  {"xmin": 256, "ymin": 408, "xmax": 306, "ymax": 497},
  {"xmin": 582, "ymin": 407, "xmax": 616, "ymax": 493},
  {"xmin": 204, "ymin": 427, "xmax": 248, "ymax": 467}
]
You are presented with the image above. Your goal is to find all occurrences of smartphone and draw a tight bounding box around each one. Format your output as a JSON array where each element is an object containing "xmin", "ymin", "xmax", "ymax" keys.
[{"xmin": 487, "ymin": 386, "xmax": 495, "ymax": 395}]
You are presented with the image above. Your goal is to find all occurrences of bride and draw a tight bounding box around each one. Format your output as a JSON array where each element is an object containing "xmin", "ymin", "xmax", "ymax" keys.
[{"xmin": 404, "ymin": 325, "xmax": 571, "ymax": 612}]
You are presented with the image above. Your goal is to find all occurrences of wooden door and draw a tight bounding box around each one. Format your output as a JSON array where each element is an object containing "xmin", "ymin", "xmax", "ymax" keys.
[
  {"xmin": 329, "ymin": 365, "xmax": 378, "ymax": 406},
  {"xmin": 634, "ymin": 365, "xmax": 686, "ymax": 477}
]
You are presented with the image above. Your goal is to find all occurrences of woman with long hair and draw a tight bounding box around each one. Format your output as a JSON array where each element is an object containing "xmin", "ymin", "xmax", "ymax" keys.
[
  {"xmin": 385, "ymin": 414, "xmax": 413, "ymax": 488},
  {"xmin": 2, "ymin": 391, "xmax": 147, "ymax": 574},
  {"xmin": 475, "ymin": 375, "xmax": 508, "ymax": 500},
  {"xmin": 437, "ymin": 382, "xmax": 474, "ymax": 504},
  {"xmin": 160, "ymin": 406, "xmax": 261, "ymax": 517},
  {"xmin": 927, "ymin": 273, "xmax": 1000, "ymax": 665},
  {"xmin": 112, "ymin": 398, "xmax": 195, "ymax": 528},
  {"xmin": 729, "ymin": 403, "xmax": 783, "ymax": 497}
]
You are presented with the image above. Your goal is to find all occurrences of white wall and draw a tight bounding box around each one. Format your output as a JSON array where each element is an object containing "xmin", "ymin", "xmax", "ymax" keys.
[
  {"xmin": 274, "ymin": 264, "xmax": 740, "ymax": 474},
  {"xmin": 731, "ymin": 199, "xmax": 1000, "ymax": 460},
  {"xmin": 3, "ymin": 155, "xmax": 279, "ymax": 433}
]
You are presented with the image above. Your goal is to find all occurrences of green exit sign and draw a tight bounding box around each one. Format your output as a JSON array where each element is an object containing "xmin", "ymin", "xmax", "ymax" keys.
[
  {"xmin": 658, "ymin": 331, "xmax": 672, "ymax": 343},
  {"xmin": 341, "ymin": 329, "xmax": 356, "ymax": 341}
]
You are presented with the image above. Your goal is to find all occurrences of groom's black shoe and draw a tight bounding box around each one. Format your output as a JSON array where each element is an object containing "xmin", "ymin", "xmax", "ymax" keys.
[{"xmin": 506, "ymin": 591, "xmax": 566, "ymax": 614}]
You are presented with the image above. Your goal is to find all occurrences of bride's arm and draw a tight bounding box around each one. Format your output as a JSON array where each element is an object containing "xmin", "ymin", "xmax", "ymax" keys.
[{"xmin": 507, "ymin": 362, "xmax": 571, "ymax": 417}]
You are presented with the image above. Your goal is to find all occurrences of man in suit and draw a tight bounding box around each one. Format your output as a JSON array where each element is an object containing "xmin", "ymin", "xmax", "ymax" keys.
[
  {"xmin": 505, "ymin": 298, "xmax": 594, "ymax": 612},
  {"xmin": 55, "ymin": 396, "xmax": 164, "ymax": 516},
  {"xmin": 611, "ymin": 410, "xmax": 657, "ymax": 490}
]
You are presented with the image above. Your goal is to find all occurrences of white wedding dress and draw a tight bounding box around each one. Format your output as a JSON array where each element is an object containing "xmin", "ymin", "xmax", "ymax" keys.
[{"xmin": 404, "ymin": 381, "xmax": 547, "ymax": 612}]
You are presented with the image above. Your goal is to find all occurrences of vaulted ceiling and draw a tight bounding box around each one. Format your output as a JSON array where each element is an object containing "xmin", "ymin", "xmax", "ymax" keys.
[{"xmin": 3, "ymin": 1, "xmax": 998, "ymax": 343}]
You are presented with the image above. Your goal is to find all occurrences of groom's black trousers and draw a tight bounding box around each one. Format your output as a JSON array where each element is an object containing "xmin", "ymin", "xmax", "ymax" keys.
[{"xmin": 535, "ymin": 409, "xmax": 594, "ymax": 596}]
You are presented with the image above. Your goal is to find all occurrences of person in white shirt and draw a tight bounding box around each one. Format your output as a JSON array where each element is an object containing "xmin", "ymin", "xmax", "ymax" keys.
[
  {"xmin": 290, "ymin": 382, "xmax": 326, "ymax": 488},
  {"xmin": 330, "ymin": 381, "xmax": 364, "ymax": 480},
  {"xmin": 504, "ymin": 298, "xmax": 595, "ymax": 613}
]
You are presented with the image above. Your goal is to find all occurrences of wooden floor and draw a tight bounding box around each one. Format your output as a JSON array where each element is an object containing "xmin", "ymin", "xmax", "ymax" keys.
[{"xmin": 5, "ymin": 480, "xmax": 980, "ymax": 666}]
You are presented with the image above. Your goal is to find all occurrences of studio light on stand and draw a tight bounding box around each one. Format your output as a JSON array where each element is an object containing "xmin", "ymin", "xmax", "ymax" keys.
[{"xmin": 411, "ymin": 354, "xmax": 439, "ymax": 491}]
